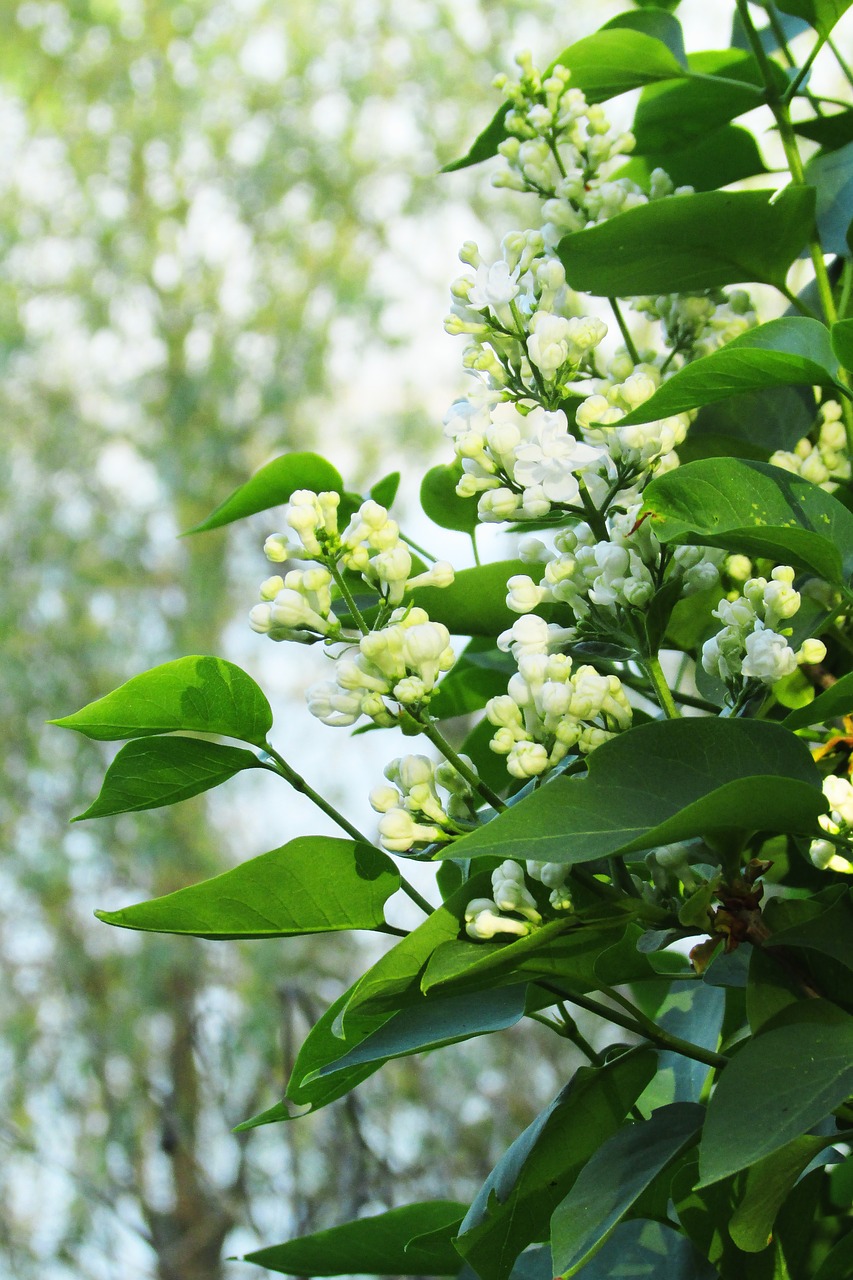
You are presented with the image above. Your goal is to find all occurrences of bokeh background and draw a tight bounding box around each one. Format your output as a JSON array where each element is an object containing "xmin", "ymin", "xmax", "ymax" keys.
[{"xmin": 0, "ymin": 2, "xmax": 747, "ymax": 1276}]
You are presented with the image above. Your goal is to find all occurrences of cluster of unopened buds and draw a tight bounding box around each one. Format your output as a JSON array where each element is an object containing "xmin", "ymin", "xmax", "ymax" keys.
[
  {"xmin": 810, "ymin": 775, "xmax": 853, "ymax": 874},
  {"xmin": 633, "ymin": 289, "xmax": 756, "ymax": 364},
  {"xmin": 464, "ymin": 858, "xmax": 574, "ymax": 941},
  {"xmin": 701, "ymin": 565, "xmax": 826, "ymax": 692},
  {"xmin": 770, "ymin": 401, "xmax": 850, "ymax": 493},
  {"xmin": 369, "ymin": 754, "xmax": 479, "ymax": 853}
]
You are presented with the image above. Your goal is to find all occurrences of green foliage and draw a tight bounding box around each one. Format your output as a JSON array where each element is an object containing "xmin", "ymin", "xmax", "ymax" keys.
[{"xmin": 185, "ymin": 452, "xmax": 344, "ymax": 534}]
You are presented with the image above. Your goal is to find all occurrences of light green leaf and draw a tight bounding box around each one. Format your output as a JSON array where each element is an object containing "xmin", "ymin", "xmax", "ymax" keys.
[
  {"xmin": 73, "ymin": 737, "xmax": 263, "ymax": 820},
  {"xmin": 241, "ymin": 1201, "xmax": 468, "ymax": 1276},
  {"xmin": 795, "ymin": 108, "xmax": 853, "ymax": 153},
  {"xmin": 806, "ymin": 140, "xmax": 853, "ymax": 257},
  {"xmin": 785, "ymin": 671, "xmax": 853, "ymax": 729},
  {"xmin": 631, "ymin": 49, "xmax": 773, "ymax": 155},
  {"xmin": 616, "ymin": 319, "xmax": 840, "ymax": 426},
  {"xmin": 95, "ymin": 837, "xmax": 399, "ymax": 939},
  {"xmin": 420, "ymin": 463, "xmax": 479, "ymax": 534},
  {"xmin": 642, "ymin": 457, "xmax": 853, "ymax": 584},
  {"xmin": 833, "ymin": 318, "xmax": 853, "ymax": 372},
  {"xmin": 774, "ymin": 0, "xmax": 853, "ymax": 36},
  {"xmin": 550, "ymin": 1102, "xmax": 704, "ymax": 1278},
  {"xmin": 369, "ymin": 470, "xmax": 400, "ymax": 508},
  {"xmin": 442, "ymin": 29, "xmax": 687, "ymax": 173},
  {"xmin": 411, "ymin": 560, "xmax": 538, "ymax": 637},
  {"xmin": 698, "ymin": 1000, "xmax": 853, "ymax": 1185},
  {"xmin": 420, "ymin": 923, "xmax": 612, "ymax": 999},
  {"xmin": 729, "ymin": 1134, "xmax": 837, "ymax": 1252},
  {"xmin": 50, "ymin": 656, "xmax": 274, "ymax": 747},
  {"xmin": 557, "ymin": 187, "xmax": 815, "ymax": 295},
  {"xmin": 441, "ymin": 718, "xmax": 825, "ymax": 866},
  {"xmin": 455, "ymin": 1048, "xmax": 657, "ymax": 1280},
  {"xmin": 602, "ymin": 9, "xmax": 686, "ymax": 64},
  {"xmin": 183, "ymin": 451, "xmax": 343, "ymax": 534}
]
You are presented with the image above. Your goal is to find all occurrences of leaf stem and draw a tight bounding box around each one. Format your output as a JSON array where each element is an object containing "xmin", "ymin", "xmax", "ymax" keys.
[
  {"xmin": 397, "ymin": 878, "xmax": 435, "ymax": 916},
  {"xmin": 329, "ymin": 563, "xmax": 371, "ymax": 636},
  {"xmin": 644, "ymin": 655, "xmax": 681, "ymax": 720},
  {"xmin": 778, "ymin": 283, "xmax": 820, "ymax": 320},
  {"xmin": 827, "ymin": 34, "xmax": 853, "ymax": 89},
  {"xmin": 263, "ymin": 745, "xmax": 371, "ymax": 844},
  {"xmin": 400, "ymin": 532, "xmax": 438, "ymax": 564},
  {"xmin": 608, "ymin": 297, "xmax": 641, "ymax": 366},
  {"xmin": 418, "ymin": 717, "xmax": 507, "ymax": 812}
]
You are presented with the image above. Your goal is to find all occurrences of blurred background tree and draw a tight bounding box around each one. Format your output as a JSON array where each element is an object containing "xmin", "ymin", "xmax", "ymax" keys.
[{"xmin": 0, "ymin": 0, "xmax": 661, "ymax": 1275}]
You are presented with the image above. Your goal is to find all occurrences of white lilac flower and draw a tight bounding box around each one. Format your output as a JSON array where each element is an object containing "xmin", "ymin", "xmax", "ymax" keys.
[
  {"xmin": 810, "ymin": 776, "xmax": 853, "ymax": 873},
  {"xmin": 369, "ymin": 753, "xmax": 479, "ymax": 852},
  {"xmin": 512, "ymin": 407, "xmax": 606, "ymax": 504},
  {"xmin": 770, "ymin": 401, "xmax": 851, "ymax": 493}
]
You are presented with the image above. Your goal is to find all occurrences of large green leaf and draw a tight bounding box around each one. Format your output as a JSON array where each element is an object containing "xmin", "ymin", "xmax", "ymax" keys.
[
  {"xmin": 73, "ymin": 737, "xmax": 263, "ymax": 820},
  {"xmin": 420, "ymin": 463, "xmax": 479, "ymax": 535},
  {"xmin": 795, "ymin": 109, "xmax": 853, "ymax": 154},
  {"xmin": 631, "ymin": 50, "xmax": 772, "ymax": 155},
  {"xmin": 833, "ymin": 318, "xmax": 853, "ymax": 372},
  {"xmin": 550, "ymin": 1103, "xmax": 704, "ymax": 1278},
  {"xmin": 618, "ymin": 124, "xmax": 768, "ymax": 194},
  {"xmin": 774, "ymin": 0, "xmax": 853, "ymax": 36},
  {"xmin": 814, "ymin": 1231, "xmax": 853, "ymax": 1280},
  {"xmin": 95, "ymin": 837, "xmax": 399, "ymax": 939},
  {"xmin": 698, "ymin": 1000, "xmax": 853, "ymax": 1185},
  {"xmin": 679, "ymin": 385, "xmax": 814, "ymax": 464},
  {"xmin": 242, "ymin": 1201, "xmax": 468, "ymax": 1276},
  {"xmin": 440, "ymin": 718, "xmax": 825, "ymax": 866},
  {"xmin": 601, "ymin": 9, "xmax": 686, "ymax": 64},
  {"xmin": 50, "ymin": 656, "xmax": 273, "ymax": 747},
  {"xmin": 455, "ymin": 1048, "xmax": 657, "ymax": 1280},
  {"xmin": 642, "ymin": 458, "xmax": 853, "ymax": 584},
  {"xmin": 411, "ymin": 560, "xmax": 538, "ymax": 637},
  {"xmin": 428, "ymin": 640, "xmax": 513, "ymax": 720},
  {"xmin": 184, "ymin": 451, "xmax": 343, "ymax": 534},
  {"xmin": 785, "ymin": 672, "xmax": 853, "ymax": 729},
  {"xmin": 557, "ymin": 1220, "xmax": 716, "ymax": 1279},
  {"xmin": 729, "ymin": 1134, "xmax": 838, "ymax": 1253},
  {"xmin": 442, "ymin": 29, "xmax": 688, "ymax": 173},
  {"xmin": 764, "ymin": 888, "xmax": 853, "ymax": 972},
  {"xmin": 806, "ymin": 141, "xmax": 853, "ymax": 257},
  {"xmin": 557, "ymin": 187, "xmax": 815, "ymax": 295},
  {"xmin": 616, "ymin": 319, "xmax": 840, "ymax": 426}
]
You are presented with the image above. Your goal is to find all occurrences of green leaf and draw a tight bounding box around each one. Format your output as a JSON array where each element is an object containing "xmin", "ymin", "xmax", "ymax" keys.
[
  {"xmin": 420, "ymin": 463, "xmax": 479, "ymax": 534},
  {"xmin": 557, "ymin": 187, "xmax": 815, "ymax": 295},
  {"xmin": 698, "ymin": 1000, "xmax": 853, "ymax": 1185},
  {"xmin": 550, "ymin": 1102, "xmax": 704, "ymax": 1278},
  {"xmin": 183, "ymin": 451, "xmax": 343, "ymax": 534},
  {"xmin": 95, "ymin": 837, "xmax": 399, "ymax": 939},
  {"xmin": 442, "ymin": 29, "xmax": 688, "ymax": 172},
  {"xmin": 729, "ymin": 1134, "xmax": 837, "ymax": 1252},
  {"xmin": 73, "ymin": 737, "xmax": 263, "ymax": 820},
  {"xmin": 50, "ymin": 656, "xmax": 274, "ymax": 747},
  {"xmin": 557, "ymin": 1220, "xmax": 715, "ymax": 1279},
  {"xmin": 774, "ymin": 0, "xmax": 853, "ymax": 36},
  {"xmin": 806, "ymin": 141, "xmax": 853, "ymax": 257},
  {"xmin": 602, "ymin": 9, "xmax": 686, "ymax": 64},
  {"xmin": 785, "ymin": 671, "xmax": 853, "ymax": 730},
  {"xmin": 642, "ymin": 457, "xmax": 853, "ymax": 584},
  {"xmin": 616, "ymin": 319, "xmax": 840, "ymax": 426},
  {"xmin": 631, "ymin": 50, "xmax": 774, "ymax": 155},
  {"xmin": 794, "ymin": 109, "xmax": 853, "ymax": 153},
  {"xmin": 814, "ymin": 1231, "xmax": 853, "ymax": 1280},
  {"xmin": 832, "ymin": 318, "xmax": 853, "ymax": 372},
  {"xmin": 455, "ymin": 1048, "xmax": 657, "ymax": 1280},
  {"xmin": 441, "ymin": 718, "xmax": 825, "ymax": 866},
  {"xmin": 310, "ymin": 985, "xmax": 534, "ymax": 1078},
  {"xmin": 428, "ymin": 639, "xmax": 513, "ymax": 720},
  {"xmin": 242, "ymin": 1201, "xmax": 468, "ymax": 1276},
  {"xmin": 617, "ymin": 124, "xmax": 768, "ymax": 193},
  {"xmin": 764, "ymin": 888, "xmax": 853, "ymax": 972},
  {"xmin": 411, "ymin": 560, "xmax": 537, "ymax": 637},
  {"xmin": 679, "ymin": 386, "xmax": 814, "ymax": 465},
  {"xmin": 369, "ymin": 470, "xmax": 400, "ymax": 508}
]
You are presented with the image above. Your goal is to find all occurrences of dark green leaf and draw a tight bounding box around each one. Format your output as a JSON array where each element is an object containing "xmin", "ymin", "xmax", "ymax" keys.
[
  {"xmin": 242, "ymin": 1201, "xmax": 468, "ymax": 1276},
  {"xmin": 284, "ymin": 983, "xmax": 390, "ymax": 1119},
  {"xmin": 698, "ymin": 1000, "xmax": 853, "ymax": 1185},
  {"xmin": 679, "ymin": 385, "xmax": 815, "ymax": 464},
  {"xmin": 50, "ymin": 656, "xmax": 274, "ymax": 747},
  {"xmin": 602, "ymin": 9, "xmax": 686, "ymax": 64},
  {"xmin": 806, "ymin": 141, "xmax": 853, "ymax": 257},
  {"xmin": 814, "ymin": 1231, "xmax": 853, "ymax": 1280},
  {"xmin": 369, "ymin": 471, "xmax": 400, "ymax": 508},
  {"xmin": 95, "ymin": 837, "xmax": 399, "ymax": 939},
  {"xmin": 732, "ymin": 6, "xmax": 811, "ymax": 51},
  {"xmin": 785, "ymin": 671, "xmax": 853, "ymax": 729},
  {"xmin": 765, "ymin": 888, "xmax": 853, "ymax": 971},
  {"xmin": 729, "ymin": 1134, "xmax": 837, "ymax": 1252},
  {"xmin": 617, "ymin": 318, "xmax": 840, "ymax": 426},
  {"xmin": 558, "ymin": 187, "xmax": 815, "ymax": 295},
  {"xmin": 550, "ymin": 1103, "xmax": 704, "ymax": 1277},
  {"xmin": 73, "ymin": 737, "xmax": 263, "ymax": 820},
  {"xmin": 428, "ymin": 641, "xmax": 512, "ymax": 721},
  {"xmin": 833, "ymin": 318, "xmax": 853, "ymax": 372},
  {"xmin": 183, "ymin": 451, "xmax": 343, "ymax": 534},
  {"xmin": 442, "ymin": 30, "xmax": 687, "ymax": 173},
  {"xmin": 617, "ymin": 124, "xmax": 768, "ymax": 193},
  {"xmin": 455, "ymin": 1048, "xmax": 657, "ymax": 1280},
  {"xmin": 795, "ymin": 108, "xmax": 853, "ymax": 153},
  {"xmin": 774, "ymin": 0, "xmax": 853, "ymax": 36},
  {"xmin": 642, "ymin": 457, "xmax": 853, "ymax": 584},
  {"xmin": 556, "ymin": 1219, "xmax": 715, "ymax": 1279},
  {"xmin": 420, "ymin": 463, "xmax": 479, "ymax": 534},
  {"xmin": 631, "ymin": 50, "xmax": 773, "ymax": 155},
  {"xmin": 411, "ymin": 560, "xmax": 538, "ymax": 637},
  {"xmin": 441, "ymin": 718, "xmax": 825, "ymax": 866}
]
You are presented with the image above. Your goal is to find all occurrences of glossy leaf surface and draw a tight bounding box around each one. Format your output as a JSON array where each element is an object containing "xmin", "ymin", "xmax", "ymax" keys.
[{"xmin": 184, "ymin": 451, "xmax": 343, "ymax": 534}]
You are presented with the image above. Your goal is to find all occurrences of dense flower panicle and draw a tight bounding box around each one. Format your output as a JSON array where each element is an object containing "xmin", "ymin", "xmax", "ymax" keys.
[
  {"xmin": 770, "ymin": 401, "xmax": 851, "ymax": 492},
  {"xmin": 701, "ymin": 565, "xmax": 826, "ymax": 691}
]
